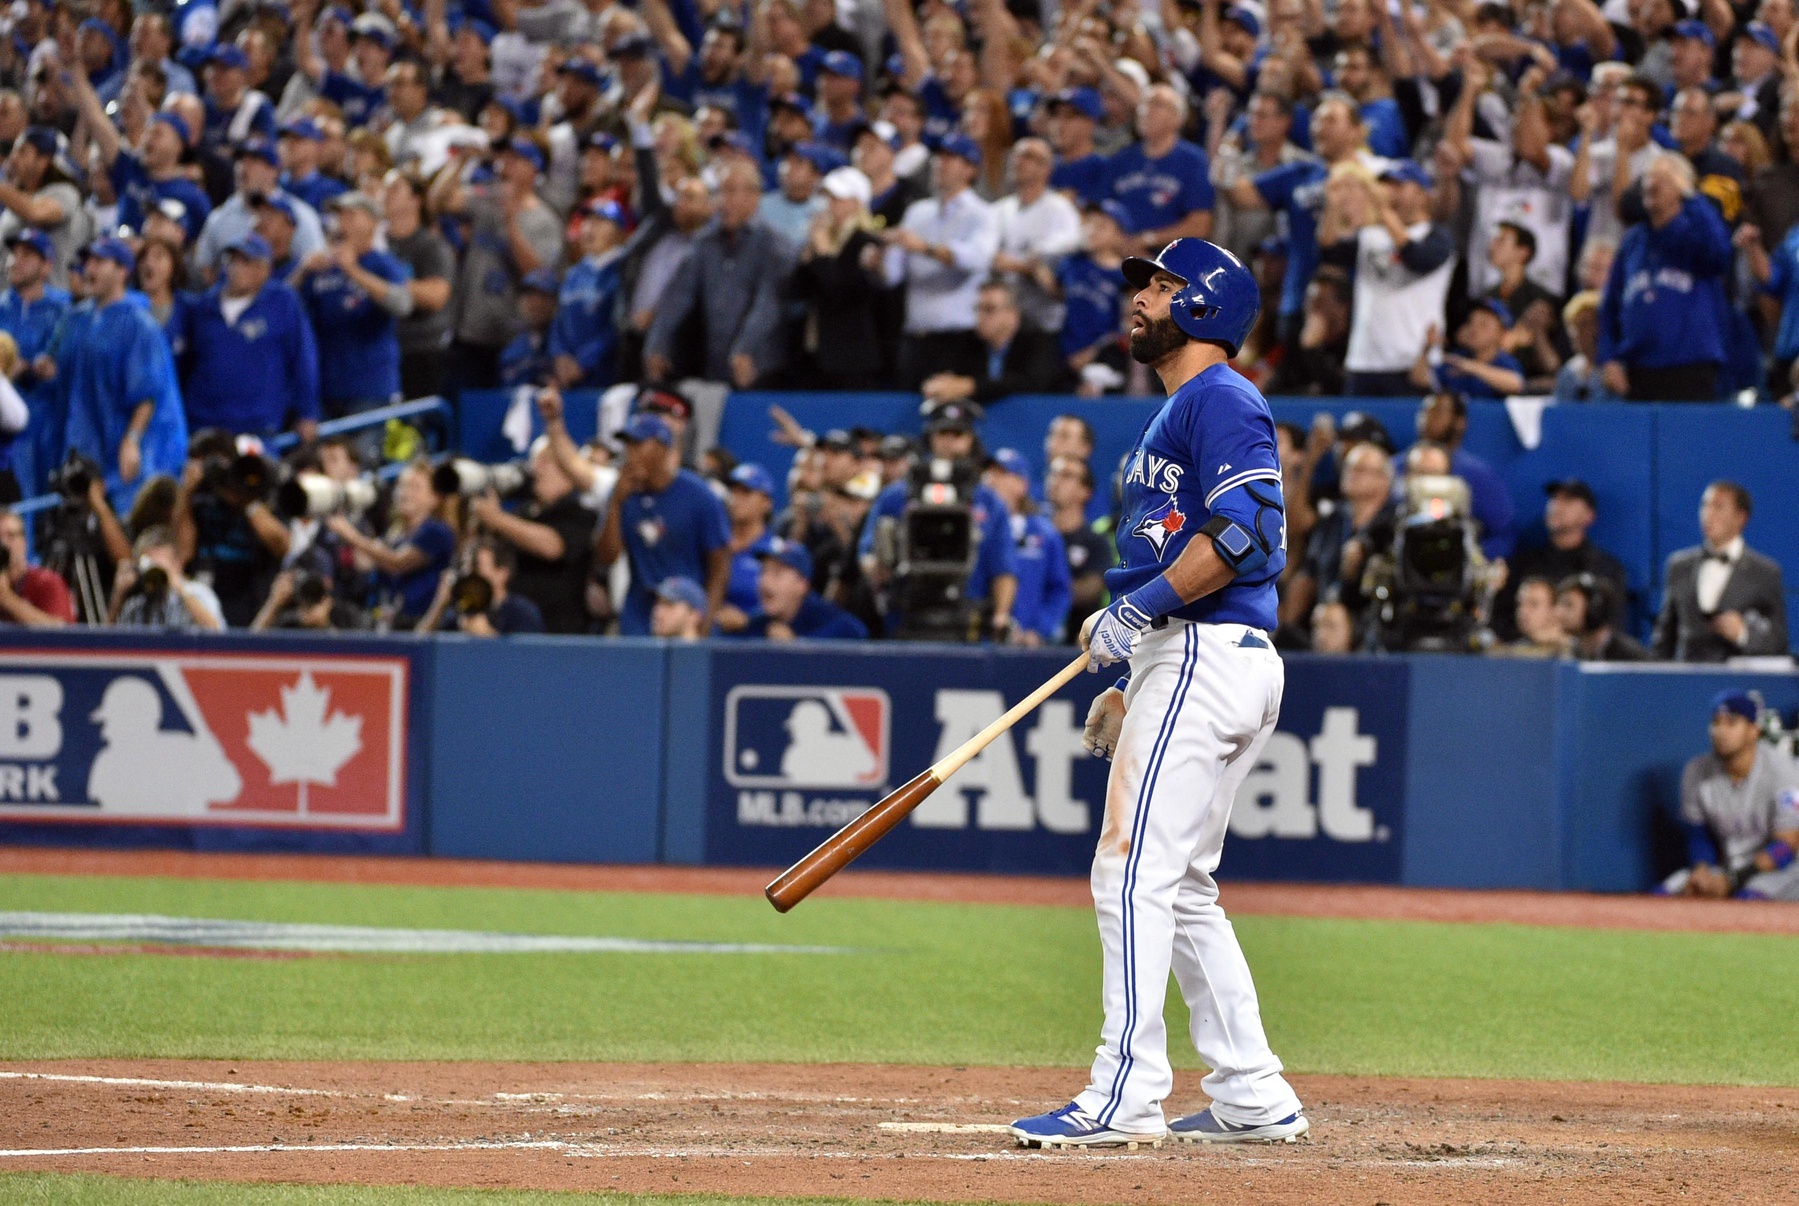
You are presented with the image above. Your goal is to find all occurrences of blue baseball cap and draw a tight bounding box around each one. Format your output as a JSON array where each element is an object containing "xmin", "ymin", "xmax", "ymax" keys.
[
  {"xmin": 1672, "ymin": 18, "xmax": 1714, "ymax": 46},
  {"xmin": 1712, "ymin": 689, "xmax": 1759, "ymax": 723},
  {"xmin": 1468, "ymin": 296, "xmax": 1514, "ymax": 327},
  {"xmin": 936, "ymin": 132, "xmax": 983, "ymax": 166},
  {"xmin": 1739, "ymin": 21, "xmax": 1780, "ymax": 52},
  {"xmin": 1223, "ymin": 5, "xmax": 1261, "ymax": 36},
  {"xmin": 19, "ymin": 126, "xmax": 57, "ymax": 157},
  {"xmin": 351, "ymin": 21, "xmax": 396, "ymax": 50},
  {"xmin": 582, "ymin": 197, "xmax": 626, "ymax": 225},
  {"xmin": 758, "ymin": 537, "xmax": 814, "ymax": 580},
  {"xmin": 769, "ymin": 91, "xmax": 812, "ymax": 116},
  {"xmin": 1087, "ymin": 198, "xmax": 1132, "ymax": 229},
  {"xmin": 449, "ymin": 14, "xmax": 497, "ymax": 42},
  {"xmin": 5, "ymin": 229, "xmax": 53, "ymax": 261},
  {"xmin": 225, "ymin": 232, "xmax": 273, "ymax": 261},
  {"xmin": 208, "ymin": 43, "xmax": 250, "ymax": 71},
  {"xmin": 708, "ymin": 130, "xmax": 756, "ymax": 156},
  {"xmin": 234, "ymin": 137, "xmax": 280, "ymax": 165},
  {"xmin": 788, "ymin": 140, "xmax": 846, "ymax": 174},
  {"xmin": 519, "ymin": 267, "xmax": 560, "ymax": 294},
  {"xmin": 987, "ymin": 447, "xmax": 1031, "ymax": 479},
  {"xmin": 1379, "ymin": 159, "xmax": 1433, "ymax": 189},
  {"xmin": 558, "ymin": 57, "xmax": 604, "ymax": 88},
  {"xmin": 256, "ymin": 193, "xmax": 299, "ymax": 225},
  {"xmin": 86, "ymin": 236, "xmax": 136, "ymax": 272},
  {"xmin": 503, "ymin": 138, "xmax": 546, "ymax": 172},
  {"xmin": 611, "ymin": 33, "xmax": 654, "ymax": 58},
  {"xmin": 152, "ymin": 111, "xmax": 193, "ymax": 145},
  {"xmin": 319, "ymin": 5, "xmax": 354, "ymax": 28},
  {"xmin": 821, "ymin": 50, "xmax": 864, "ymax": 81},
  {"xmin": 728, "ymin": 463, "xmax": 776, "ymax": 497},
  {"xmin": 618, "ymin": 412, "xmax": 674, "ymax": 445},
  {"xmin": 1050, "ymin": 87, "xmax": 1104, "ymax": 121},
  {"xmin": 654, "ymin": 576, "xmax": 708, "ymax": 610},
  {"xmin": 587, "ymin": 131, "xmax": 618, "ymax": 153},
  {"xmin": 279, "ymin": 117, "xmax": 324, "ymax": 142}
]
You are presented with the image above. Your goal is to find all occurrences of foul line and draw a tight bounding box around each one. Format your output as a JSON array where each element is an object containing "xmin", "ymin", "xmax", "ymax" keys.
[
  {"xmin": 0, "ymin": 1141, "xmax": 567, "ymax": 1158},
  {"xmin": 0, "ymin": 1072, "xmax": 359, "ymax": 1098},
  {"xmin": 880, "ymin": 1122, "xmax": 1014, "ymax": 1134}
]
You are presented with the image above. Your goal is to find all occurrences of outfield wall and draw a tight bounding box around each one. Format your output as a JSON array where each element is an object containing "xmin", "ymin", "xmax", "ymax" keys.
[{"xmin": 0, "ymin": 629, "xmax": 1791, "ymax": 892}]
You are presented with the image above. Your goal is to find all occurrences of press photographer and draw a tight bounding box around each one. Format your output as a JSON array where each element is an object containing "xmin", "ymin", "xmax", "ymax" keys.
[
  {"xmin": 172, "ymin": 429, "xmax": 288, "ymax": 627},
  {"xmin": 457, "ymin": 439, "xmax": 597, "ymax": 635},
  {"xmin": 249, "ymin": 568, "xmax": 367, "ymax": 631},
  {"xmin": 0, "ymin": 506, "xmax": 71, "ymax": 626},
  {"xmin": 109, "ymin": 526, "xmax": 224, "ymax": 630},
  {"xmin": 860, "ymin": 401, "xmax": 1016, "ymax": 642},
  {"xmin": 418, "ymin": 536, "xmax": 545, "ymax": 636}
]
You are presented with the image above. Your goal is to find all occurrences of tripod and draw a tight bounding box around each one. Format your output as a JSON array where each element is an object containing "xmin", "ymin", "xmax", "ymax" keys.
[{"xmin": 37, "ymin": 500, "xmax": 109, "ymax": 623}]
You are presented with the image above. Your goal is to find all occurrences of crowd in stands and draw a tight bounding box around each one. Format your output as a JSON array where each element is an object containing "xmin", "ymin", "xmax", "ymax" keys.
[{"xmin": 0, "ymin": 0, "xmax": 1789, "ymax": 650}]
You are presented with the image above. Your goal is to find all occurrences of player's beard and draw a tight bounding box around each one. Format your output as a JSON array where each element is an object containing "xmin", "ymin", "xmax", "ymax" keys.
[{"xmin": 1129, "ymin": 313, "xmax": 1187, "ymax": 365}]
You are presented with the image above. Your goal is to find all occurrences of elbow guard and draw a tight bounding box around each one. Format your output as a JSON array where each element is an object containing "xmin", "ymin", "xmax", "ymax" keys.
[{"xmin": 1199, "ymin": 482, "xmax": 1284, "ymax": 577}]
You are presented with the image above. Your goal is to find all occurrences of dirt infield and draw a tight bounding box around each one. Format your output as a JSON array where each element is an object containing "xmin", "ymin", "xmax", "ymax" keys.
[
  {"xmin": 5, "ymin": 845, "xmax": 1799, "ymax": 934},
  {"xmin": 2, "ymin": 1059, "xmax": 1794, "ymax": 1205}
]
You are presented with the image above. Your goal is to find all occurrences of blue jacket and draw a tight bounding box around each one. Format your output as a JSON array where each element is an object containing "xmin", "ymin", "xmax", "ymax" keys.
[
  {"xmin": 500, "ymin": 328, "xmax": 554, "ymax": 387},
  {"xmin": 0, "ymin": 286, "xmax": 70, "ymax": 491},
  {"xmin": 300, "ymin": 250, "xmax": 411, "ymax": 404},
  {"xmin": 548, "ymin": 250, "xmax": 624, "ymax": 388},
  {"xmin": 175, "ymin": 282, "xmax": 320, "ymax": 435},
  {"xmin": 1598, "ymin": 197, "xmax": 1732, "ymax": 372},
  {"xmin": 1009, "ymin": 511, "xmax": 1072, "ymax": 642},
  {"xmin": 63, "ymin": 297, "xmax": 188, "ymax": 510}
]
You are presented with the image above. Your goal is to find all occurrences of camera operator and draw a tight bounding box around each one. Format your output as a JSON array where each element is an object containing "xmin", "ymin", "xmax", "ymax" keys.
[
  {"xmin": 1555, "ymin": 573, "xmax": 1647, "ymax": 662},
  {"xmin": 109, "ymin": 525, "xmax": 224, "ymax": 630},
  {"xmin": 859, "ymin": 401, "xmax": 1017, "ymax": 642},
  {"xmin": 984, "ymin": 447, "xmax": 1070, "ymax": 647},
  {"xmin": 1361, "ymin": 443, "xmax": 1501, "ymax": 653},
  {"xmin": 172, "ymin": 430, "xmax": 289, "ymax": 628},
  {"xmin": 325, "ymin": 459, "xmax": 454, "ymax": 630},
  {"xmin": 0, "ymin": 506, "xmax": 71, "ymax": 625},
  {"xmin": 249, "ymin": 568, "xmax": 367, "ymax": 631},
  {"xmin": 418, "ymin": 536, "xmax": 545, "ymax": 636},
  {"xmin": 465, "ymin": 437, "xmax": 596, "ymax": 635}
]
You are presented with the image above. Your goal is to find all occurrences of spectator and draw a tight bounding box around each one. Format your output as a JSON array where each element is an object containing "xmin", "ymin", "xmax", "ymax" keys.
[
  {"xmin": 759, "ymin": 142, "xmax": 833, "ymax": 249},
  {"xmin": 1047, "ymin": 87, "xmax": 1109, "ymax": 206},
  {"xmin": 174, "ymin": 233, "xmax": 318, "ymax": 439},
  {"xmin": 1585, "ymin": 73, "xmax": 1669, "ymax": 251},
  {"xmin": 296, "ymin": 192, "xmax": 411, "ymax": 425},
  {"xmin": 644, "ymin": 159, "xmax": 792, "ymax": 388},
  {"xmin": 1555, "ymin": 573, "xmax": 1648, "ymax": 661},
  {"xmin": 0, "ymin": 505, "xmax": 70, "ymax": 625},
  {"xmin": 194, "ymin": 138, "xmax": 324, "ymax": 280},
  {"xmin": 423, "ymin": 536, "xmax": 547, "ymax": 637},
  {"xmin": 1743, "ymin": 95, "xmax": 1799, "ymax": 249},
  {"xmin": 110, "ymin": 524, "xmax": 224, "ymax": 630},
  {"xmin": 61, "ymin": 238, "xmax": 188, "ymax": 512},
  {"xmin": 380, "ymin": 171, "xmax": 456, "ymax": 400},
  {"xmin": 1653, "ymin": 480, "xmax": 1788, "ymax": 662},
  {"xmin": 1492, "ymin": 575, "xmax": 1570, "ymax": 658},
  {"xmin": 1496, "ymin": 479, "xmax": 1629, "ymax": 641},
  {"xmin": 252, "ymin": 196, "xmax": 302, "ymax": 279},
  {"xmin": 500, "ymin": 270, "xmax": 560, "ymax": 388},
  {"xmin": 717, "ymin": 461, "xmax": 776, "ymax": 633},
  {"xmin": 1207, "ymin": 90, "xmax": 1307, "ymax": 261},
  {"xmin": 1045, "ymin": 454, "xmax": 1111, "ymax": 639},
  {"xmin": 467, "ymin": 438, "xmax": 598, "ymax": 636},
  {"xmin": 325, "ymin": 459, "xmax": 455, "ymax": 631},
  {"xmin": 1107, "ymin": 83, "xmax": 1216, "ymax": 254},
  {"xmin": 883, "ymin": 134, "xmax": 999, "ymax": 388},
  {"xmin": 1724, "ymin": 24, "xmax": 1784, "ymax": 141},
  {"xmin": 1416, "ymin": 298, "xmax": 1527, "ymax": 400},
  {"xmin": 549, "ymin": 198, "xmax": 627, "ymax": 389},
  {"xmin": 921, "ymin": 278, "xmax": 1072, "ymax": 404},
  {"xmin": 1484, "ymin": 221, "xmax": 1564, "ymax": 388},
  {"xmin": 789, "ymin": 166, "xmax": 888, "ymax": 388},
  {"xmin": 1327, "ymin": 160, "xmax": 1455, "ymax": 397},
  {"xmin": 1599, "ymin": 155, "xmax": 1733, "ymax": 401},
  {"xmin": 649, "ymin": 574, "xmax": 709, "ymax": 639},
  {"xmin": 277, "ymin": 119, "xmax": 348, "ymax": 214},
  {"xmin": 0, "ymin": 228, "xmax": 68, "ymax": 493},
  {"xmin": 0, "ymin": 127, "xmax": 90, "ymax": 289},
  {"xmin": 984, "ymin": 448, "xmax": 1071, "ymax": 647},
  {"xmin": 743, "ymin": 537, "xmax": 868, "ymax": 640},
  {"xmin": 596, "ymin": 413, "xmax": 731, "ymax": 636},
  {"xmin": 1660, "ymin": 690, "xmax": 1799, "ymax": 900},
  {"xmin": 1553, "ymin": 291, "xmax": 1623, "ymax": 401},
  {"xmin": 70, "ymin": 62, "xmax": 210, "ymax": 250},
  {"xmin": 1265, "ymin": 268, "xmax": 1352, "ymax": 396},
  {"xmin": 1279, "ymin": 440, "xmax": 1394, "ymax": 634},
  {"xmin": 1055, "ymin": 200, "xmax": 1130, "ymax": 395},
  {"xmin": 435, "ymin": 136, "xmax": 564, "ymax": 389},
  {"xmin": 1310, "ymin": 598, "xmax": 1356, "ymax": 653},
  {"xmin": 1329, "ymin": 43, "xmax": 1408, "ymax": 159},
  {"xmin": 992, "ymin": 137, "xmax": 1083, "ymax": 334},
  {"xmin": 1411, "ymin": 391, "xmax": 1516, "ymax": 561}
]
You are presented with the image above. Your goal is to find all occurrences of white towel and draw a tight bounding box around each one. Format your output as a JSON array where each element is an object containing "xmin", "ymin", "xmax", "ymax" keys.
[
  {"xmin": 502, "ymin": 385, "xmax": 535, "ymax": 454},
  {"xmin": 1503, "ymin": 395, "xmax": 1552, "ymax": 451}
]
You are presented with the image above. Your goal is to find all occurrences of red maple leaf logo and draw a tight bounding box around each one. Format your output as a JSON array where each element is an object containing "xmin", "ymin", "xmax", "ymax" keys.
[{"xmin": 1160, "ymin": 509, "xmax": 1185, "ymax": 534}]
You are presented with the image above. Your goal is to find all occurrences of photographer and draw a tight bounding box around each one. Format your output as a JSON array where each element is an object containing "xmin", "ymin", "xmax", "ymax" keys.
[
  {"xmin": 250, "ymin": 568, "xmax": 367, "ymax": 631},
  {"xmin": 172, "ymin": 431, "xmax": 288, "ymax": 628},
  {"xmin": 534, "ymin": 384, "xmax": 620, "ymax": 515},
  {"xmin": 465, "ymin": 438, "xmax": 596, "ymax": 635},
  {"xmin": 859, "ymin": 401, "xmax": 1017, "ymax": 642},
  {"xmin": 109, "ymin": 525, "xmax": 223, "ymax": 630},
  {"xmin": 0, "ymin": 506, "xmax": 71, "ymax": 625},
  {"xmin": 325, "ymin": 459, "xmax": 454, "ymax": 631},
  {"xmin": 419, "ymin": 536, "xmax": 545, "ymax": 636}
]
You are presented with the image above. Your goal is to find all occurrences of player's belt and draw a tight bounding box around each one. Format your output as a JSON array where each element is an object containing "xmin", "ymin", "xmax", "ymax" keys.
[{"xmin": 1149, "ymin": 617, "xmax": 1273, "ymax": 648}]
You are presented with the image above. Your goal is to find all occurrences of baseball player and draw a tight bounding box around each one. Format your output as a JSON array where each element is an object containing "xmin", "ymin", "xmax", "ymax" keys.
[
  {"xmin": 1660, "ymin": 689, "xmax": 1799, "ymax": 900},
  {"xmin": 1010, "ymin": 239, "xmax": 1307, "ymax": 1149}
]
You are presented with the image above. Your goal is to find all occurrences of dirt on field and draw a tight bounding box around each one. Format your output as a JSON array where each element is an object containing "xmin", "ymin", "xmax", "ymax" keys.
[{"xmin": 1, "ymin": 1059, "xmax": 1795, "ymax": 1205}]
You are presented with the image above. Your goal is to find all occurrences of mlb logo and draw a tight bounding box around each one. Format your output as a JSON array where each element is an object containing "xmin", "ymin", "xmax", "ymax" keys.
[{"xmin": 724, "ymin": 686, "xmax": 889, "ymax": 790}]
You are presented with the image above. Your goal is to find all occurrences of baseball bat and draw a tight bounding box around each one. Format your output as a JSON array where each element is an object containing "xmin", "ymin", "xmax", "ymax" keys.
[{"xmin": 764, "ymin": 648, "xmax": 1093, "ymax": 912}]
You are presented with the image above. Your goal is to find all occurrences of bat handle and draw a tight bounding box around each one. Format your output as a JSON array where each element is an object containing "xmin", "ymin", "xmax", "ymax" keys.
[{"xmin": 928, "ymin": 649, "xmax": 1092, "ymax": 781}]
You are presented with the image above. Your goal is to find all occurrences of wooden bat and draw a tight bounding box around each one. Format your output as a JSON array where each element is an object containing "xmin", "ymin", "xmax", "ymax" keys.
[{"xmin": 765, "ymin": 649, "xmax": 1093, "ymax": 912}]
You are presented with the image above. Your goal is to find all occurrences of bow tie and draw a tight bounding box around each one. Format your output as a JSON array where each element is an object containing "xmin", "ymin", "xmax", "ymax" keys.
[{"xmin": 1705, "ymin": 550, "xmax": 1734, "ymax": 564}]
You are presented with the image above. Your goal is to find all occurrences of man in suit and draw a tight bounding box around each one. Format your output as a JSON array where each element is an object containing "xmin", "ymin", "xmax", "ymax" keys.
[
  {"xmin": 1653, "ymin": 481, "xmax": 1789, "ymax": 662},
  {"xmin": 919, "ymin": 278, "xmax": 1072, "ymax": 406}
]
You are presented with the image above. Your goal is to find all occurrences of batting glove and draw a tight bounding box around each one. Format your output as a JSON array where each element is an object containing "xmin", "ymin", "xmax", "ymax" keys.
[{"xmin": 1083, "ymin": 577, "xmax": 1183, "ymax": 670}]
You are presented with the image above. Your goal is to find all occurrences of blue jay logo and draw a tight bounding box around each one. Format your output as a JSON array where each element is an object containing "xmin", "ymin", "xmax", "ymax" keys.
[{"xmin": 1133, "ymin": 496, "xmax": 1187, "ymax": 559}]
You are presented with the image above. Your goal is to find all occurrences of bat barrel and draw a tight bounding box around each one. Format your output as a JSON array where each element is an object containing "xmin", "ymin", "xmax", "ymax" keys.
[{"xmin": 764, "ymin": 769, "xmax": 940, "ymax": 911}]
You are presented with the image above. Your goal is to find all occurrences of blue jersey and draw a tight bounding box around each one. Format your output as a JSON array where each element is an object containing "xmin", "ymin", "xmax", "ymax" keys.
[
  {"xmin": 1104, "ymin": 140, "xmax": 1216, "ymax": 235},
  {"xmin": 1105, "ymin": 364, "xmax": 1284, "ymax": 630},
  {"xmin": 726, "ymin": 532, "xmax": 774, "ymax": 615},
  {"xmin": 320, "ymin": 72, "xmax": 383, "ymax": 128},
  {"xmin": 548, "ymin": 251, "xmax": 623, "ymax": 388},
  {"xmin": 110, "ymin": 152, "xmax": 212, "ymax": 243},
  {"xmin": 1010, "ymin": 511, "xmax": 1072, "ymax": 642},
  {"xmin": 1359, "ymin": 98, "xmax": 1409, "ymax": 158},
  {"xmin": 300, "ymin": 249, "xmax": 411, "ymax": 404},
  {"xmin": 285, "ymin": 170, "xmax": 349, "ymax": 214},
  {"xmin": 743, "ymin": 592, "xmax": 868, "ymax": 639},
  {"xmin": 0, "ymin": 284, "xmax": 69, "ymax": 490},
  {"xmin": 1051, "ymin": 153, "xmax": 1110, "ymax": 206},
  {"xmin": 381, "ymin": 517, "xmax": 456, "ymax": 620},
  {"xmin": 1057, "ymin": 253, "xmax": 1124, "ymax": 356},
  {"xmin": 1253, "ymin": 158, "xmax": 1328, "ymax": 318},
  {"xmin": 1437, "ymin": 348, "xmax": 1525, "ymax": 401},
  {"xmin": 499, "ymin": 328, "xmax": 553, "ymax": 387},
  {"xmin": 859, "ymin": 479, "xmax": 1018, "ymax": 605},
  {"xmin": 176, "ymin": 282, "xmax": 320, "ymax": 435},
  {"xmin": 619, "ymin": 469, "xmax": 731, "ymax": 635}
]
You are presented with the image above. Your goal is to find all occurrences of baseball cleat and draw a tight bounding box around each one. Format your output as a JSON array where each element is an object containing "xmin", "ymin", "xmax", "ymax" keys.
[
  {"xmin": 1009, "ymin": 1102, "xmax": 1166, "ymax": 1150},
  {"xmin": 1168, "ymin": 1108, "xmax": 1309, "ymax": 1144}
]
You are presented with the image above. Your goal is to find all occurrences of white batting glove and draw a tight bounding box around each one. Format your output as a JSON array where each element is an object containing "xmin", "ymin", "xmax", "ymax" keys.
[
  {"xmin": 1083, "ymin": 687, "xmax": 1126, "ymax": 760},
  {"xmin": 1082, "ymin": 596, "xmax": 1154, "ymax": 669}
]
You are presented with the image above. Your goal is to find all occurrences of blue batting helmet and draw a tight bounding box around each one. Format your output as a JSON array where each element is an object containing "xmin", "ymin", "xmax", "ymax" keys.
[{"xmin": 1120, "ymin": 238, "xmax": 1260, "ymax": 356}]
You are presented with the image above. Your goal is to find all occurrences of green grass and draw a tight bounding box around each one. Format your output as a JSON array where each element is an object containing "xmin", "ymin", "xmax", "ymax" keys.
[
  {"xmin": 2, "ymin": 872, "xmax": 1797, "ymax": 1083},
  {"xmin": 0, "ymin": 1175, "xmax": 956, "ymax": 1206}
]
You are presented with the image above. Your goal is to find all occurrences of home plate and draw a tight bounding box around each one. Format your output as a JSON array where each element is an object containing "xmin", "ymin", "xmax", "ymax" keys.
[
  {"xmin": 880, "ymin": 1122, "xmax": 1015, "ymax": 1133},
  {"xmin": 0, "ymin": 913, "xmax": 853, "ymax": 955}
]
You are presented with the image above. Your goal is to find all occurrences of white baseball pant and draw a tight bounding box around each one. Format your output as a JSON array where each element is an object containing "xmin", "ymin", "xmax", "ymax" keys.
[{"xmin": 1072, "ymin": 619, "xmax": 1303, "ymax": 1134}]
